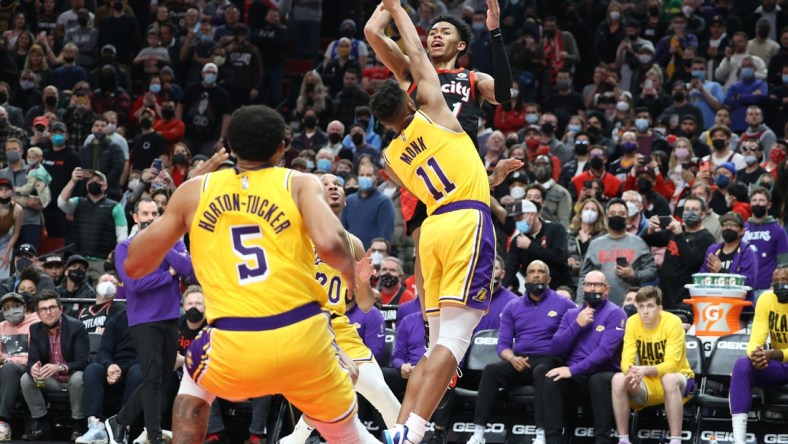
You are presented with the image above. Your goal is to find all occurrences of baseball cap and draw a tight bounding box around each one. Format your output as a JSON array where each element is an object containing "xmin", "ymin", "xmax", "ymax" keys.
[
  {"xmin": 635, "ymin": 166, "xmax": 656, "ymax": 179},
  {"xmin": 65, "ymin": 254, "xmax": 89, "ymax": 269},
  {"xmin": 101, "ymin": 44, "xmax": 116, "ymax": 54},
  {"xmin": 202, "ymin": 63, "xmax": 218, "ymax": 73},
  {"xmin": 33, "ymin": 116, "xmax": 49, "ymax": 128},
  {"xmin": 0, "ymin": 178, "xmax": 12, "ymax": 189},
  {"xmin": 716, "ymin": 162, "xmax": 736, "ymax": 176},
  {"xmin": 51, "ymin": 121, "xmax": 67, "ymax": 132},
  {"xmin": 507, "ymin": 199, "xmax": 538, "ymax": 217},
  {"xmin": 719, "ymin": 211, "xmax": 744, "ymax": 227},
  {"xmin": 15, "ymin": 244, "xmax": 37, "ymax": 257},
  {"xmin": 0, "ymin": 292, "xmax": 25, "ymax": 305},
  {"xmin": 680, "ymin": 114, "xmax": 697, "ymax": 124},
  {"xmin": 42, "ymin": 254, "xmax": 64, "ymax": 266},
  {"xmin": 92, "ymin": 171, "xmax": 107, "ymax": 183},
  {"xmin": 709, "ymin": 15, "xmax": 725, "ymax": 26},
  {"xmin": 508, "ymin": 172, "xmax": 528, "ymax": 185}
]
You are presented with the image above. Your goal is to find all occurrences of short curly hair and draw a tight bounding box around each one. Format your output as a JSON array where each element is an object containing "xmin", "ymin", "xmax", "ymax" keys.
[
  {"xmin": 370, "ymin": 79, "xmax": 408, "ymax": 124},
  {"xmin": 227, "ymin": 105, "xmax": 286, "ymax": 163},
  {"xmin": 428, "ymin": 15, "xmax": 472, "ymax": 58}
]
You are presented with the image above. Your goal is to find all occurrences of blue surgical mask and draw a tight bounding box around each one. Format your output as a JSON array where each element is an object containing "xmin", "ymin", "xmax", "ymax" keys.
[
  {"xmin": 715, "ymin": 174, "xmax": 730, "ymax": 189},
  {"xmin": 525, "ymin": 113, "xmax": 539, "ymax": 124},
  {"xmin": 203, "ymin": 73, "xmax": 217, "ymax": 85},
  {"xmin": 149, "ymin": 83, "xmax": 161, "ymax": 94},
  {"xmin": 358, "ymin": 176, "xmax": 374, "ymax": 191},
  {"xmin": 740, "ymin": 67, "xmax": 754, "ymax": 79},
  {"xmin": 567, "ymin": 124, "xmax": 581, "ymax": 133},
  {"xmin": 472, "ymin": 22, "xmax": 485, "ymax": 33},
  {"xmin": 52, "ymin": 133, "xmax": 65, "ymax": 146},
  {"xmin": 516, "ymin": 219, "xmax": 531, "ymax": 234},
  {"xmin": 691, "ymin": 70, "xmax": 705, "ymax": 80},
  {"xmin": 316, "ymin": 158, "xmax": 332, "ymax": 171},
  {"xmin": 635, "ymin": 118, "xmax": 649, "ymax": 131}
]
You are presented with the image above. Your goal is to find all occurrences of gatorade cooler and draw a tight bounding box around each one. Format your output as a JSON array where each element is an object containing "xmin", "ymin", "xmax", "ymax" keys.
[{"xmin": 685, "ymin": 274, "xmax": 751, "ymax": 356}]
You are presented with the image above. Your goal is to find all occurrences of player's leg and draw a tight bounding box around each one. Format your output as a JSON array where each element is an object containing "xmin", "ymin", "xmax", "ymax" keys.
[
  {"xmin": 730, "ymin": 358, "xmax": 788, "ymax": 444},
  {"xmin": 588, "ymin": 372, "xmax": 616, "ymax": 444},
  {"xmin": 172, "ymin": 372, "xmax": 216, "ymax": 444},
  {"xmin": 660, "ymin": 373, "xmax": 687, "ymax": 442},
  {"xmin": 412, "ymin": 227, "xmax": 427, "ymax": 318},
  {"xmin": 355, "ymin": 362, "xmax": 402, "ymax": 428},
  {"xmin": 395, "ymin": 315, "xmax": 438, "ymax": 425},
  {"xmin": 610, "ymin": 372, "xmax": 635, "ymax": 442}
]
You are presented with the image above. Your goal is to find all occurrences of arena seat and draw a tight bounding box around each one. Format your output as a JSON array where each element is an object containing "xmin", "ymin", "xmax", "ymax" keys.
[{"xmin": 380, "ymin": 328, "xmax": 396, "ymax": 368}]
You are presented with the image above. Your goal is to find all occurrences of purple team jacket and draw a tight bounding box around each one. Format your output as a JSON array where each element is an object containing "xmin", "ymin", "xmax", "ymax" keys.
[
  {"xmin": 391, "ymin": 312, "xmax": 426, "ymax": 370},
  {"xmin": 550, "ymin": 299, "xmax": 626, "ymax": 376},
  {"xmin": 497, "ymin": 289, "xmax": 577, "ymax": 357},
  {"xmin": 115, "ymin": 237, "xmax": 194, "ymax": 327},
  {"xmin": 476, "ymin": 286, "xmax": 519, "ymax": 333},
  {"xmin": 346, "ymin": 303, "xmax": 386, "ymax": 362},
  {"xmin": 743, "ymin": 219, "xmax": 788, "ymax": 290},
  {"xmin": 699, "ymin": 240, "xmax": 759, "ymax": 292}
]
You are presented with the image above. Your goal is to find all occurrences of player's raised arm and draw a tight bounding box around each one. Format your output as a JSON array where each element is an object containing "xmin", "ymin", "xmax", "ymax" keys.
[
  {"xmin": 475, "ymin": 0, "xmax": 513, "ymax": 105},
  {"xmin": 382, "ymin": 0, "xmax": 458, "ymax": 130},
  {"xmin": 364, "ymin": 3, "xmax": 411, "ymax": 87}
]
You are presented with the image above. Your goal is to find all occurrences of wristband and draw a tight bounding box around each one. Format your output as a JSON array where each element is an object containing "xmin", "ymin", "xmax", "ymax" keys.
[{"xmin": 490, "ymin": 28, "xmax": 502, "ymax": 40}]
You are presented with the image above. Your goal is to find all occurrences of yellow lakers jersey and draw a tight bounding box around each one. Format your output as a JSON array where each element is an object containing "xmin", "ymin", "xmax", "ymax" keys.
[
  {"xmin": 190, "ymin": 168, "xmax": 328, "ymax": 322},
  {"xmin": 314, "ymin": 231, "xmax": 355, "ymax": 317},
  {"xmin": 383, "ymin": 111, "xmax": 490, "ymax": 215}
]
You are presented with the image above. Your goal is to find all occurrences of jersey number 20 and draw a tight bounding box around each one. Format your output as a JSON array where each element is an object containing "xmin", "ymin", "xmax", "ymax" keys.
[
  {"xmin": 416, "ymin": 157, "xmax": 456, "ymax": 201},
  {"xmin": 231, "ymin": 225, "xmax": 269, "ymax": 284}
]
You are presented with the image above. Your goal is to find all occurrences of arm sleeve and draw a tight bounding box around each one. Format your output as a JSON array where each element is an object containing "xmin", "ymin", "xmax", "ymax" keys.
[
  {"xmin": 490, "ymin": 29, "xmax": 513, "ymax": 104},
  {"xmin": 620, "ymin": 318, "xmax": 637, "ymax": 374},
  {"xmin": 634, "ymin": 242, "xmax": 657, "ymax": 283},
  {"xmin": 550, "ymin": 310, "xmax": 581, "ymax": 357},
  {"xmin": 654, "ymin": 317, "xmax": 687, "ymax": 376},
  {"xmin": 570, "ymin": 309, "xmax": 627, "ymax": 376},
  {"xmin": 747, "ymin": 295, "xmax": 771, "ymax": 357},
  {"xmin": 496, "ymin": 304, "xmax": 515, "ymax": 356}
]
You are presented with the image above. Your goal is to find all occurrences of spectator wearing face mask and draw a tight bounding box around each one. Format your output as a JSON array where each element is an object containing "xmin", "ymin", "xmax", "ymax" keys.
[
  {"xmin": 152, "ymin": 100, "xmax": 185, "ymax": 154},
  {"xmin": 341, "ymin": 107, "xmax": 381, "ymax": 151},
  {"xmin": 41, "ymin": 254, "xmax": 65, "ymax": 287},
  {"xmin": 291, "ymin": 107, "xmax": 328, "ymax": 152},
  {"xmin": 77, "ymin": 273, "xmax": 123, "ymax": 334},
  {"xmin": 737, "ymin": 139, "xmax": 768, "ymax": 187},
  {"xmin": 177, "ymin": 63, "xmax": 231, "ymax": 157},
  {"xmin": 743, "ymin": 187, "xmax": 788, "ymax": 298},
  {"xmin": 377, "ymin": 257, "xmax": 414, "ymax": 306},
  {"xmin": 56, "ymin": 254, "xmax": 96, "ymax": 314},
  {"xmin": 340, "ymin": 163, "xmax": 393, "ymax": 249},
  {"xmin": 701, "ymin": 211, "xmax": 759, "ymax": 295},
  {"xmin": 0, "ymin": 291, "xmax": 39, "ymax": 441},
  {"xmin": 709, "ymin": 162, "xmax": 738, "ymax": 215},
  {"xmin": 724, "ymin": 61, "xmax": 769, "ymax": 134},
  {"xmin": 325, "ymin": 120, "xmax": 346, "ymax": 157},
  {"xmin": 0, "ymin": 178, "xmax": 22, "ymax": 279},
  {"xmin": 129, "ymin": 108, "xmax": 168, "ymax": 172},
  {"xmin": 0, "ymin": 244, "xmax": 54, "ymax": 297},
  {"xmin": 571, "ymin": 145, "xmax": 623, "ymax": 201}
]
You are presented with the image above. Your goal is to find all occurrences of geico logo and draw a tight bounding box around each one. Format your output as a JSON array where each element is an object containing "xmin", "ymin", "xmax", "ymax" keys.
[
  {"xmin": 700, "ymin": 431, "xmax": 757, "ymax": 442},
  {"xmin": 636, "ymin": 430, "xmax": 692, "ymax": 440},
  {"xmin": 716, "ymin": 341, "xmax": 748, "ymax": 350},
  {"xmin": 452, "ymin": 423, "xmax": 505, "ymax": 433},
  {"xmin": 385, "ymin": 335, "xmax": 395, "ymax": 343},
  {"xmin": 575, "ymin": 428, "xmax": 617, "ymax": 438},
  {"xmin": 765, "ymin": 434, "xmax": 788, "ymax": 443},
  {"xmin": 363, "ymin": 421, "xmax": 380, "ymax": 432},
  {"xmin": 511, "ymin": 425, "xmax": 537, "ymax": 435},
  {"xmin": 474, "ymin": 337, "xmax": 498, "ymax": 345},
  {"xmin": 686, "ymin": 340, "xmax": 698, "ymax": 349},
  {"xmin": 703, "ymin": 342, "xmax": 713, "ymax": 352}
]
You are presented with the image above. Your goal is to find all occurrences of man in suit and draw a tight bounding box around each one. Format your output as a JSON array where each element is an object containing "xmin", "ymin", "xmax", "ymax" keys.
[{"xmin": 19, "ymin": 290, "xmax": 90, "ymax": 441}]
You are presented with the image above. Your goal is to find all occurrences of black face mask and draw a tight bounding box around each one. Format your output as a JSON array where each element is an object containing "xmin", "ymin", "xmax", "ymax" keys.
[
  {"xmin": 139, "ymin": 220, "xmax": 153, "ymax": 230},
  {"xmin": 757, "ymin": 28, "xmax": 769, "ymax": 39},
  {"xmin": 0, "ymin": 196, "xmax": 10, "ymax": 204},
  {"xmin": 103, "ymin": 260, "xmax": 115, "ymax": 272},
  {"xmin": 505, "ymin": 138, "xmax": 517, "ymax": 149},
  {"xmin": 45, "ymin": 96, "xmax": 57, "ymax": 107},
  {"xmin": 583, "ymin": 291, "xmax": 604, "ymax": 308},
  {"xmin": 113, "ymin": 2, "xmax": 123, "ymax": 11},
  {"xmin": 623, "ymin": 304, "xmax": 638, "ymax": 317},
  {"xmin": 162, "ymin": 109, "xmax": 175, "ymax": 120},
  {"xmin": 575, "ymin": 142, "xmax": 589, "ymax": 156},
  {"xmin": 15, "ymin": 257, "xmax": 32, "ymax": 273},
  {"xmin": 637, "ymin": 177, "xmax": 653, "ymax": 194},
  {"xmin": 345, "ymin": 187, "xmax": 358, "ymax": 195},
  {"xmin": 672, "ymin": 91, "xmax": 685, "ymax": 102},
  {"xmin": 78, "ymin": 16, "xmax": 88, "ymax": 27},
  {"xmin": 303, "ymin": 116, "xmax": 317, "ymax": 129},
  {"xmin": 68, "ymin": 269, "xmax": 86, "ymax": 284},
  {"xmin": 379, "ymin": 273, "xmax": 399, "ymax": 288},
  {"xmin": 649, "ymin": 6, "xmax": 660, "ymax": 16},
  {"xmin": 352, "ymin": 133, "xmax": 365, "ymax": 145},
  {"xmin": 712, "ymin": 139, "xmax": 727, "ymax": 151},
  {"xmin": 589, "ymin": 156, "xmax": 604, "ymax": 170},
  {"xmin": 0, "ymin": 92, "xmax": 7, "ymax": 103},
  {"xmin": 173, "ymin": 153, "xmax": 188, "ymax": 165},
  {"xmin": 608, "ymin": 215, "xmax": 627, "ymax": 232},
  {"xmin": 722, "ymin": 228, "xmax": 739, "ymax": 243},
  {"xmin": 775, "ymin": 283, "xmax": 788, "ymax": 303},
  {"xmin": 541, "ymin": 123, "xmax": 555, "ymax": 134},
  {"xmin": 140, "ymin": 118, "xmax": 153, "ymax": 129},
  {"xmin": 305, "ymin": 83, "xmax": 315, "ymax": 92},
  {"xmin": 185, "ymin": 307, "xmax": 204, "ymax": 323},
  {"xmin": 544, "ymin": 29, "xmax": 556, "ymax": 38},
  {"xmin": 751, "ymin": 204, "xmax": 767, "ymax": 218},
  {"xmin": 526, "ymin": 282, "xmax": 547, "ymax": 298},
  {"xmin": 328, "ymin": 133, "xmax": 342, "ymax": 144},
  {"xmin": 87, "ymin": 182, "xmax": 103, "ymax": 196}
]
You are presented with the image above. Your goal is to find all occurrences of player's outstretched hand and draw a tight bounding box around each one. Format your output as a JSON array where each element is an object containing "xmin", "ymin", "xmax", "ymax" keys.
[
  {"xmin": 381, "ymin": 0, "xmax": 399, "ymax": 12},
  {"xmin": 355, "ymin": 249, "xmax": 375, "ymax": 283},
  {"xmin": 490, "ymin": 157, "xmax": 524, "ymax": 187},
  {"xmin": 486, "ymin": 0, "xmax": 501, "ymax": 30},
  {"xmin": 187, "ymin": 147, "xmax": 230, "ymax": 179}
]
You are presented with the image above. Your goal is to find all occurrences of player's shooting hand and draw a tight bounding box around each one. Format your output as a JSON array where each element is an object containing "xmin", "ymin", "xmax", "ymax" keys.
[
  {"xmin": 381, "ymin": 0, "xmax": 399, "ymax": 12},
  {"xmin": 490, "ymin": 158, "xmax": 525, "ymax": 187},
  {"xmin": 188, "ymin": 148, "xmax": 230, "ymax": 179},
  {"xmin": 486, "ymin": 0, "xmax": 501, "ymax": 30},
  {"xmin": 355, "ymin": 249, "xmax": 375, "ymax": 283}
]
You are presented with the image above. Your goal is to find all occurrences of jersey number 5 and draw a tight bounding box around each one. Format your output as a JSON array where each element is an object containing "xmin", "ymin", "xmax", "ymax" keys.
[
  {"xmin": 416, "ymin": 157, "xmax": 456, "ymax": 201},
  {"xmin": 231, "ymin": 225, "xmax": 269, "ymax": 284}
]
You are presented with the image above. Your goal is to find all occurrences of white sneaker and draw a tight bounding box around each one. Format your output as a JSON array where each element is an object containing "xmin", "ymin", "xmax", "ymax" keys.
[
  {"xmin": 532, "ymin": 437, "xmax": 546, "ymax": 444},
  {"xmin": 0, "ymin": 421, "xmax": 11, "ymax": 442},
  {"xmin": 75, "ymin": 420, "xmax": 109, "ymax": 444},
  {"xmin": 132, "ymin": 429, "xmax": 146, "ymax": 444},
  {"xmin": 465, "ymin": 435, "xmax": 485, "ymax": 444},
  {"xmin": 278, "ymin": 432, "xmax": 307, "ymax": 444}
]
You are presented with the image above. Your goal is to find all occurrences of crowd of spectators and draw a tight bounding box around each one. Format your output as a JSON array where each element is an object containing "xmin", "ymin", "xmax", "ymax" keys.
[{"xmin": 0, "ymin": 0, "xmax": 787, "ymax": 443}]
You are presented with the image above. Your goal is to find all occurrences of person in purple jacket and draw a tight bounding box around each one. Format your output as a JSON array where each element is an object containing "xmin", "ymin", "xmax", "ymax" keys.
[
  {"xmin": 542, "ymin": 270, "xmax": 627, "ymax": 444},
  {"xmin": 474, "ymin": 256, "xmax": 519, "ymax": 333},
  {"xmin": 383, "ymin": 311, "xmax": 427, "ymax": 399},
  {"xmin": 700, "ymin": 211, "xmax": 759, "ymax": 300},
  {"xmin": 466, "ymin": 260, "xmax": 577, "ymax": 444},
  {"xmin": 106, "ymin": 197, "xmax": 194, "ymax": 444},
  {"xmin": 346, "ymin": 293, "xmax": 386, "ymax": 363},
  {"xmin": 743, "ymin": 187, "xmax": 788, "ymax": 299}
]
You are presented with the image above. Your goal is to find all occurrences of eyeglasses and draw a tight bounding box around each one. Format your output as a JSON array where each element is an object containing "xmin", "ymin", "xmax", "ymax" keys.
[
  {"xmin": 583, "ymin": 282, "xmax": 608, "ymax": 289},
  {"xmin": 740, "ymin": 146, "xmax": 761, "ymax": 152},
  {"xmin": 38, "ymin": 305, "xmax": 60, "ymax": 314}
]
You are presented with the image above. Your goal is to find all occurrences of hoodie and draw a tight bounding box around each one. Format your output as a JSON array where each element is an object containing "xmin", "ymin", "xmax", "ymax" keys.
[
  {"xmin": 700, "ymin": 240, "xmax": 759, "ymax": 296},
  {"xmin": 744, "ymin": 216, "xmax": 788, "ymax": 290},
  {"xmin": 0, "ymin": 312, "xmax": 40, "ymax": 367}
]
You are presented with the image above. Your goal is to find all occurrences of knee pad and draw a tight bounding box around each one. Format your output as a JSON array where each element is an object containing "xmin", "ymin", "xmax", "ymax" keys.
[
  {"xmin": 178, "ymin": 371, "xmax": 217, "ymax": 405},
  {"xmin": 434, "ymin": 335, "xmax": 471, "ymax": 364}
]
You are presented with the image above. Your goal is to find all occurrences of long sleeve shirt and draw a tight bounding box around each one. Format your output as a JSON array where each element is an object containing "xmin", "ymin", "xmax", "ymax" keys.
[
  {"xmin": 475, "ymin": 286, "xmax": 519, "ymax": 333},
  {"xmin": 96, "ymin": 309, "xmax": 138, "ymax": 373},
  {"xmin": 551, "ymin": 299, "xmax": 626, "ymax": 376},
  {"xmin": 497, "ymin": 289, "xmax": 577, "ymax": 357},
  {"xmin": 700, "ymin": 240, "xmax": 759, "ymax": 293},
  {"xmin": 391, "ymin": 312, "xmax": 425, "ymax": 370},
  {"xmin": 0, "ymin": 313, "xmax": 40, "ymax": 367},
  {"xmin": 743, "ymin": 217, "xmax": 788, "ymax": 290},
  {"xmin": 747, "ymin": 291, "xmax": 788, "ymax": 361},
  {"xmin": 621, "ymin": 311, "xmax": 694, "ymax": 378},
  {"xmin": 341, "ymin": 189, "xmax": 394, "ymax": 249},
  {"xmin": 346, "ymin": 303, "xmax": 386, "ymax": 363},
  {"xmin": 723, "ymin": 79, "xmax": 769, "ymax": 133},
  {"xmin": 115, "ymin": 236, "xmax": 193, "ymax": 327}
]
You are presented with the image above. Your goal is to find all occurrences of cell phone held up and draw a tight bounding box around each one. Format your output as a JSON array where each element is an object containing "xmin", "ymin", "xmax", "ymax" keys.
[
  {"xmin": 616, "ymin": 257, "xmax": 628, "ymax": 268},
  {"xmin": 659, "ymin": 216, "xmax": 672, "ymax": 229}
]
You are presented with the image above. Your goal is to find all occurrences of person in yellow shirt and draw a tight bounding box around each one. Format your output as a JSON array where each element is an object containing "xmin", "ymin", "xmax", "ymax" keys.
[
  {"xmin": 729, "ymin": 265, "xmax": 788, "ymax": 444},
  {"xmin": 611, "ymin": 286, "xmax": 695, "ymax": 444}
]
